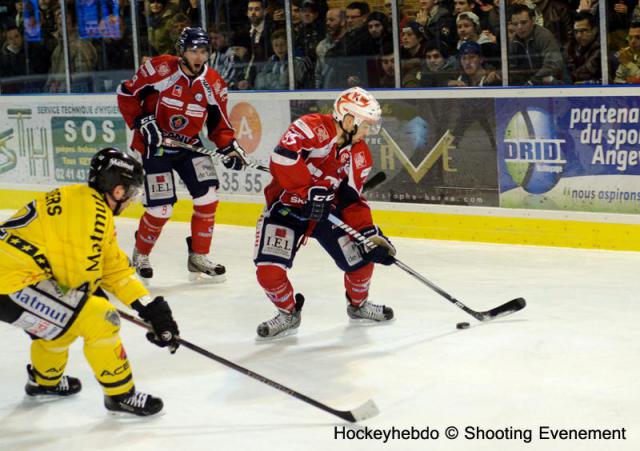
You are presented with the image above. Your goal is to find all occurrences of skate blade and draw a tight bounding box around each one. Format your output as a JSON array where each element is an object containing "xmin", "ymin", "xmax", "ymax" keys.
[
  {"xmin": 107, "ymin": 410, "xmax": 166, "ymax": 419},
  {"xmin": 255, "ymin": 328, "xmax": 299, "ymax": 342},
  {"xmin": 348, "ymin": 317, "xmax": 396, "ymax": 326},
  {"xmin": 188, "ymin": 272, "xmax": 226, "ymax": 283},
  {"xmin": 23, "ymin": 393, "xmax": 76, "ymax": 402}
]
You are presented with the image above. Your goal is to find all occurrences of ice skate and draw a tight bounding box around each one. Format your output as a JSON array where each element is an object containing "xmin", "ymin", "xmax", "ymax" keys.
[
  {"xmin": 25, "ymin": 364, "xmax": 82, "ymax": 397},
  {"xmin": 132, "ymin": 245, "xmax": 153, "ymax": 281},
  {"xmin": 256, "ymin": 294, "xmax": 304, "ymax": 340},
  {"xmin": 347, "ymin": 295, "xmax": 394, "ymax": 323},
  {"xmin": 186, "ymin": 237, "xmax": 226, "ymax": 282},
  {"xmin": 104, "ymin": 387, "xmax": 163, "ymax": 416}
]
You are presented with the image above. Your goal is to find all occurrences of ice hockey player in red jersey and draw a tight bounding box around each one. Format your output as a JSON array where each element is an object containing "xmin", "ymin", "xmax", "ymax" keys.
[
  {"xmin": 117, "ymin": 27, "xmax": 247, "ymax": 283},
  {"xmin": 254, "ymin": 87, "xmax": 396, "ymax": 339}
]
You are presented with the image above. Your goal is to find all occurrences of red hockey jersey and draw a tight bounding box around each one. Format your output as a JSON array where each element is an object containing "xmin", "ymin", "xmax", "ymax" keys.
[
  {"xmin": 117, "ymin": 55, "xmax": 235, "ymax": 154},
  {"xmin": 265, "ymin": 113, "xmax": 375, "ymax": 231}
]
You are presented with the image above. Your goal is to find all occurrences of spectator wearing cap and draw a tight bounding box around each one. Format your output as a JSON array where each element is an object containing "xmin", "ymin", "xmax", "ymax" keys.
[
  {"xmin": 415, "ymin": 0, "xmax": 456, "ymax": 49},
  {"xmin": 293, "ymin": 0, "xmax": 325, "ymax": 63},
  {"xmin": 223, "ymin": 31, "xmax": 253, "ymax": 90},
  {"xmin": 448, "ymin": 39, "xmax": 500, "ymax": 86},
  {"xmin": 401, "ymin": 20, "xmax": 428, "ymax": 87},
  {"xmin": 146, "ymin": 0, "xmax": 177, "ymax": 55},
  {"xmin": 508, "ymin": 4, "xmax": 566, "ymax": 85},
  {"xmin": 565, "ymin": 11, "xmax": 600, "ymax": 84},
  {"xmin": 417, "ymin": 39, "xmax": 459, "ymax": 87},
  {"xmin": 456, "ymin": 11, "xmax": 499, "ymax": 68}
]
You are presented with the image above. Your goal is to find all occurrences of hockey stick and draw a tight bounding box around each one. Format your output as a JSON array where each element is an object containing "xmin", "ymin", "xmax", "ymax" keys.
[
  {"xmin": 117, "ymin": 309, "xmax": 379, "ymax": 423},
  {"xmin": 163, "ymin": 136, "xmax": 388, "ymax": 194},
  {"xmin": 325, "ymin": 215, "xmax": 526, "ymax": 322},
  {"xmin": 162, "ymin": 137, "xmax": 271, "ymax": 172}
]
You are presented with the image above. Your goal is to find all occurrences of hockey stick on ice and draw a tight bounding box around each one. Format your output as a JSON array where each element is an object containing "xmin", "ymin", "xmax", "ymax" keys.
[
  {"xmin": 117, "ymin": 309, "xmax": 379, "ymax": 423},
  {"xmin": 325, "ymin": 215, "xmax": 526, "ymax": 322},
  {"xmin": 162, "ymin": 137, "xmax": 271, "ymax": 172}
]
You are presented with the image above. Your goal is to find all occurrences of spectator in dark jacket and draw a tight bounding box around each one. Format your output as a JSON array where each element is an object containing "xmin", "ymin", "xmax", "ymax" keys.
[
  {"xmin": 417, "ymin": 39, "xmax": 459, "ymax": 87},
  {"xmin": 508, "ymin": 4, "xmax": 566, "ymax": 85},
  {"xmin": 565, "ymin": 11, "xmax": 601, "ymax": 84}
]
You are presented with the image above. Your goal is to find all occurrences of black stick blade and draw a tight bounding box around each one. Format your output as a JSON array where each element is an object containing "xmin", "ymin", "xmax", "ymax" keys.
[{"xmin": 481, "ymin": 297, "xmax": 526, "ymax": 321}]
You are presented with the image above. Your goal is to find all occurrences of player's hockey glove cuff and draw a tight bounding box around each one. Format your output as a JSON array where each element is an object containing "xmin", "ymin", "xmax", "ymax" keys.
[
  {"xmin": 357, "ymin": 226, "xmax": 396, "ymax": 265},
  {"xmin": 301, "ymin": 186, "xmax": 335, "ymax": 222},
  {"xmin": 133, "ymin": 296, "xmax": 180, "ymax": 353},
  {"xmin": 134, "ymin": 113, "xmax": 162, "ymax": 153},
  {"xmin": 219, "ymin": 140, "xmax": 248, "ymax": 170}
]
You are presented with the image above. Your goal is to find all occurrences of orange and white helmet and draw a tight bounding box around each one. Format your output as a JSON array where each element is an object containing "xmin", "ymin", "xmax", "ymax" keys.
[{"xmin": 333, "ymin": 87, "xmax": 382, "ymax": 134}]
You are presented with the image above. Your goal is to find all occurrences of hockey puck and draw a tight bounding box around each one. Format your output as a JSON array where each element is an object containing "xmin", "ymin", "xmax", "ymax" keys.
[{"xmin": 456, "ymin": 322, "xmax": 470, "ymax": 330}]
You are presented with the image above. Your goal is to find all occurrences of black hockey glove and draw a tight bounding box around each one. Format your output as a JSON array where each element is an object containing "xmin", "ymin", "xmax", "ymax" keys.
[
  {"xmin": 134, "ymin": 296, "xmax": 180, "ymax": 353},
  {"xmin": 357, "ymin": 226, "xmax": 396, "ymax": 265},
  {"xmin": 301, "ymin": 186, "xmax": 335, "ymax": 222},
  {"xmin": 134, "ymin": 113, "xmax": 162, "ymax": 155},
  {"xmin": 219, "ymin": 140, "xmax": 248, "ymax": 170}
]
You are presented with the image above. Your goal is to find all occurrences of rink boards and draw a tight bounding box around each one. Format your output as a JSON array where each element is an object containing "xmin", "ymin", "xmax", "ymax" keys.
[{"xmin": 1, "ymin": 88, "xmax": 640, "ymax": 251}]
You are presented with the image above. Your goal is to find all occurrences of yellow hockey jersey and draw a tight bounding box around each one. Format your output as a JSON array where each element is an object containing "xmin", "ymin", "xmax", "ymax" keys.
[{"xmin": 0, "ymin": 184, "xmax": 148, "ymax": 305}]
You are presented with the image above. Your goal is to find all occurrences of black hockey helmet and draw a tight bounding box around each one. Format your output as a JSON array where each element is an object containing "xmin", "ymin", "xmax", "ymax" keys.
[
  {"xmin": 88, "ymin": 147, "xmax": 143, "ymax": 214},
  {"xmin": 177, "ymin": 27, "xmax": 211, "ymax": 54}
]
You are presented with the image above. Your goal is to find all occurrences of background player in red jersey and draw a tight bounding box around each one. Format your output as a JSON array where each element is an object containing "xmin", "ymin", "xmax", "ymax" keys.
[
  {"xmin": 254, "ymin": 87, "xmax": 396, "ymax": 340},
  {"xmin": 117, "ymin": 27, "xmax": 247, "ymax": 283}
]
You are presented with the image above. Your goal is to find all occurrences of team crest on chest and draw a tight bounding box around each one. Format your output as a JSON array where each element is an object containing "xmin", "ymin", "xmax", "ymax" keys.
[
  {"xmin": 172, "ymin": 85, "xmax": 183, "ymax": 97},
  {"xmin": 354, "ymin": 151, "xmax": 366, "ymax": 169},
  {"xmin": 195, "ymin": 93, "xmax": 203, "ymax": 101},
  {"xmin": 170, "ymin": 114, "xmax": 189, "ymax": 131},
  {"xmin": 158, "ymin": 63, "xmax": 170, "ymax": 76},
  {"xmin": 314, "ymin": 125, "xmax": 329, "ymax": 142}
]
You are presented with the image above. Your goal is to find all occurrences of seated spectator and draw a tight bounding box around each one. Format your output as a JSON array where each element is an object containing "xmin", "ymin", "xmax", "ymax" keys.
[
  {"xmin": 45, "ymin": 7, "xmax": 97, "ymax": 92},
  {"xmin": 294, "ymin": 0, "xmax": 325, "ymax": 62},
  {"xmin": 566, "ymin": 11, "xmax": 601, "ymax": 84},
  {"xmin": 400, "ymin": 21, "xmax": 428, "ymax": 87},
  {"xmin": 607, "ymin": 0, "xmax": 634, "ymax": 52},
  {"xmin": 453, "ymin": 0, "xmax": 475, "ymax": 15},
  {"xmin": 455, "ymin": 11, "xmax": 499, "ymax": 67},
  {"xmin": 415, "ymin": 0, "xmax": 455, "ymax": 49},
  {"xmin": 0, "ymin": 24, "xmax": 27, "ymax": 78},
  {"xmin": 168, "ymin": 12, "xmax": 191, "ymax": 49},
  {"xmin": 209, "ymin": 23, "xmax": 232, "ymax": 76},
  {"xmin": 245, "ymin": 0, "xmax": 273, "ymax": 65},
  {"xmin": 508, "ymin": 4, "xmax": 565, "ymax": 85},
  {"xmin": 365, "ymin": 11, "xmax": 392, "ymax": 56},
  {"xmin": 448, "ymin": 39, "xmax": 501, "ymax": 86},
  {"xmin": 375, "ymin": 48, "xmax": 396, "ymax": 88},
  {"xmin": 179, "ymin": 0, "xmax": 201, "ymax": 24},
  {"xmin": 417, "ymin": 39, "xmax": 459, "ymax": 87},
  {"xmin": 344, "ymin": 1, "xmax": 370, "ymax": 56},
  {"xmin": 254, "ymin": 28, "xmax": 309, "ymax": 89},
  {"xmin": 319, "ymin": 2, "xmax": 369, "ymax": 87},
  {"xmin": 509, "ymin": 0, "xmax": 572, "ymax": 49},
  {"xmin": 223, "ymin": 32, "xmax": 253, "ymax": 90},
  {"xmin": 315, "ymin": 7, "xmax": 347, "ymax": 88},
  {"xmin": 146, "ymin": 0, "xmax": 177, "ymax": 55},
  {"xmin": 614, "ymin": 22, "xmax": 640, "ymax": 83},
  {"xmin": 386, "ymin": 0, "xmax": 410, "ymax": 30}
]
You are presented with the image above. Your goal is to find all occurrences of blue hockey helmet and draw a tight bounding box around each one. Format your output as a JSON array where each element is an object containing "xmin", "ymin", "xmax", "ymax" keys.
[{"xmin": 177, "ymin": 27, "xmax": 211, "ymax": 54}]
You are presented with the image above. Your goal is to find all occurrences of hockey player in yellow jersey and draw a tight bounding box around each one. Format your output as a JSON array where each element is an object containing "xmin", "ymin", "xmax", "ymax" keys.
[{"xmin": 0, "ymin": 147, "xmax": 180, "ymax": 416}]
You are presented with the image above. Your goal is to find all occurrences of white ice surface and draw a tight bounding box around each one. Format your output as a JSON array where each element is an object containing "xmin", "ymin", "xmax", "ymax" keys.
[{"xmin": 0, "ymin": 214, "xmax": 639, "ymax": 451}]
